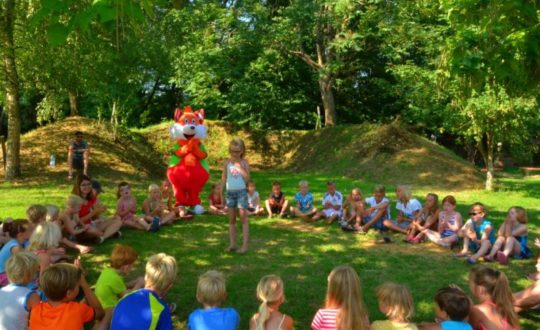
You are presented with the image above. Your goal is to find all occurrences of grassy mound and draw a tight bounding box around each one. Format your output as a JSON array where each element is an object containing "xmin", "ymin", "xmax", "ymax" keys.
[
  {"xmin": 141, "ymin": 121, "xmax": 483, "ymax": 190},
  {"xmin": 0, "ymin": 117, "xmax": 166, "ymax": 184}
]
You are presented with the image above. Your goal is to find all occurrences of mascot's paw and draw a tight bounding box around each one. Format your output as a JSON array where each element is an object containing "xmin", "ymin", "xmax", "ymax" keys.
[{"xmin": 193, "ymin": 205, "xmax": 205, "ymax": 215}]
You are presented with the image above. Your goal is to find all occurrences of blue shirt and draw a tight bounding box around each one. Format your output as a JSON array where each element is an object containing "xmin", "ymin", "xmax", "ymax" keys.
[
  {"xmin": 0, "ymin": 239, "xmax": 20, "ymax": 273},
  {"xmin": 294, "ymin": 192, "xmax": 314, "ymax": 212},
  {"xmin": 473, "ymin": 219, "xmax": 495, "ymax": 244},
  {"xmin": 111, "ymin": 289, "xmax": 172, "ymax": 330},
  {"xmin": 441, "ymin": 320, "xmax": 473, "ymax": 330},
  {"xmin": 188, "ymin": 307, "xmax": 240, "ymax": 330}
]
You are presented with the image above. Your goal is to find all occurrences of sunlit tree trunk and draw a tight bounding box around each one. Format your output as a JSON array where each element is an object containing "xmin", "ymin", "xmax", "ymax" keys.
[
  {"xmin": 68, "ymin": 90, "xmax": 79, "ymax": 116},
  {"xmin": 319, "ymin": 75, "xmax": 336, "ymax": 126},
  {"xmin": 0, "ymin": 0, "xmax": 21, "ymax": 180}
]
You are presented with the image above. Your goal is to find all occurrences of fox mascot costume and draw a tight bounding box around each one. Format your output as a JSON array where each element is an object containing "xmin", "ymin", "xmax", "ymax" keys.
[{"xmin": 167, "ymin": 106, "xmax": 210, "ymax": 215}]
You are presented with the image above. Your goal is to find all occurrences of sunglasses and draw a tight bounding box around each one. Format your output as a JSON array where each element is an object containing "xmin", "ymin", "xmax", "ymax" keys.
[{"xmin": 468, "ymin": 212, "xmax": 482, "ymax": 216}]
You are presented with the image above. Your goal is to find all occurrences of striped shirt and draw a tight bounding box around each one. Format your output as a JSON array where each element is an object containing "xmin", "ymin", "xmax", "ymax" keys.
[{"xmin": 311, "ymin": 308, "xmax": 339, "ymax": 330}]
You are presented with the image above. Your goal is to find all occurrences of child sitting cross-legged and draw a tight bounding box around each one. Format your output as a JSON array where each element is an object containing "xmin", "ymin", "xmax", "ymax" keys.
[
  {"xmin": 247, "ymin": 180, "xmax": 265, "ymax": 216},
  {"xmin": 250, "ymin": 275, "xmax": 294, "ymax": 330},
  {"xmin": 455, "ymin": 203, "xmax": 495, "ymax": 264},
  {"xmin": 111, "ymin": 253, "xmax": 177, "ymax": 330},
  {"xmin": 94, "ymin": 244, "xmax": 144, "ymax": 330},
  {"xmin": 422, "ymin": 195, "xmax": 462, "ymax": 249},
  {"xmin": 419, "ymin": 286, "xmax": 472, "ymax": 330},
  {"xmin": 317, "ymin": 181, "xmax": 343, "ymax": 225},
  {"xmin": 372, "ymin": 282, "xmax": 418, "ymax": 330},
  {"xmin": 0, "ymin": 251, "xmax": 41, "ymax": 329},
  {"xmin": 208, "ymin": 183, "xmax": 228, "ymax": 216},
  {"xmin": 341, "ymin": 188, "xmax": 365, "ymax": 231},
  {"xmin": 289, "ymin": 180, "xmax": 318, "ymax": 221},
  {"xmin": 29, "ymin": 262, "xmax": 105, "ymax": 328},
  {"xmin": 142, "ymin": 184, "xmax": 176, "ymax": 226},
  {"xmin": 265, "ymin": 181, "xmax": 289, "ymax": 218},
  {"xmin": 188, "ymin": 270, "xmax": 240, "ymax": 330}
]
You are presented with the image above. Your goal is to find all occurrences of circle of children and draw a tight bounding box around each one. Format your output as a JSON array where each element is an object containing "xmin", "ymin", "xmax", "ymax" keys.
[{"xmin": 0, "ymin": 138, "xmax": 539, "ymax": 330}]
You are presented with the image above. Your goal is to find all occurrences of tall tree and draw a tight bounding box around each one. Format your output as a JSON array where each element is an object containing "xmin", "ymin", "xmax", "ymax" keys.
[
  {"xmin": 440, "ymin": 0, "xmax": 540, "ymax": 190},
  {"xmin": 0, "ymin": 0, "xmax": 21, "ymax": 180}
]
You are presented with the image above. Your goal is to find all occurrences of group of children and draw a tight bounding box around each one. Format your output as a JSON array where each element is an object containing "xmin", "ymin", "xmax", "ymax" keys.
[{"xmin": 1, "ymin": 238, "xmax": 537, "ymax": 330}]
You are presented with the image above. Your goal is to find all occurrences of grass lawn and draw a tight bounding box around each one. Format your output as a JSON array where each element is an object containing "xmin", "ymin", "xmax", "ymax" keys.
[{"xmin": 1, "ymin": 170, "xmax": 540, "ymax": 329}]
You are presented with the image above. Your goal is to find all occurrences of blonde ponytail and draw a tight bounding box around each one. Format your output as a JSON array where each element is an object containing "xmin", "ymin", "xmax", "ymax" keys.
[{"xmin": 255, "ymin": 275, "xmax": 285, "ymax": 330}]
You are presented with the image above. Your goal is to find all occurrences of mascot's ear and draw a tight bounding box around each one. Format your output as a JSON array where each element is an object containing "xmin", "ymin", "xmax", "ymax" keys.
[
  {"xmin": 195, "ymin": 109, "xmax": 205, "ymax": 122},
  {"xmin": 174, "ymin": 108, "xmax": 183, "ymax": 122}
]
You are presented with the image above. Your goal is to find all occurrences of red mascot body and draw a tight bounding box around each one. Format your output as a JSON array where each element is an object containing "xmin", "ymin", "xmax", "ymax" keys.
[{"xmin": 166, "ymin": 106, "xmax": 210, "ymax": 215}]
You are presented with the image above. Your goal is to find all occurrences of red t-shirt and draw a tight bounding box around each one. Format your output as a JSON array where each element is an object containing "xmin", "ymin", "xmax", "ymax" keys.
[
  {"xmin": 29, "ymin": 301, "xmax": 94, "ymax": 329},
  {"xmin": 79, "ymin": 197, "xmax": 97, "ymax": 224}
]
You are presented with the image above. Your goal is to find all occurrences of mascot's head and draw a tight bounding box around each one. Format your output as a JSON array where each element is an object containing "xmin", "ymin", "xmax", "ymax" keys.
[{"xmin": 170, "ymin": 105, "xmax": 207, "ymax": 141}]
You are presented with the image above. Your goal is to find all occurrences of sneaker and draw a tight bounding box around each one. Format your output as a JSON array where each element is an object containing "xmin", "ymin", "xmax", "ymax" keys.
[
  {"xmin": 150, "ymin": 217, "xmax": 160, "ymax": 232},
  {"xmin": 466, "ymin": 257, "xmax": 477, "ymax": 265},
  {"xmin": 484, "ymin": 255, "xmax": 494, "ymax": 262},
  {"xmin": 497, "ymin": 251, "xmax": 508, "ymax": 265}
]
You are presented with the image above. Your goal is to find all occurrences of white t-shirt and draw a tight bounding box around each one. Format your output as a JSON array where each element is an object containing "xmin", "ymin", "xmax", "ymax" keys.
[
  {"xmin": 248, "ymin": 191, "xmax": 260, "ymax": 207},
  {"xmin": 396, "ymin": 199, "xmax": 422, "ymax": 219},
  {"xmin": 0, "ymin": 284, "xmax": 33, "ymax": 330},
  {"xmin": 365, "ymin": 196, "xmax": 391, "ymax": 219},
  {"xmin": 322, "ymin": 191, "xmax": 343, "ymax": 209}
]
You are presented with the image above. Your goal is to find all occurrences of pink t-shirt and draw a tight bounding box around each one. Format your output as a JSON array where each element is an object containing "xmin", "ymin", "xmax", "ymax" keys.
[{"xmin": 311, "ymin": 308, "xmax": 339, "ymax": 330}]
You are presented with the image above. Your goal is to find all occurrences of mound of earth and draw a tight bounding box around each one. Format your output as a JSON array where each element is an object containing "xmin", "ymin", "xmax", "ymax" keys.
[{"xmin": 0, "ymin": 117, "xmax": 166, "ymax": 184}]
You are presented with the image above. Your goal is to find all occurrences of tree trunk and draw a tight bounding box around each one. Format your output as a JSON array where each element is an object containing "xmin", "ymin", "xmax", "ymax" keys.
[
  {"xmin": 68, "ymin": 90, "xmax": 79, "ymax": 116},
  {"xmin": 319, "ymin": 75, "xmax": 336, "ymax": 126},
  {"xmin": 485, "ymin": 148, "xmax": 494, "ymax": 191},
  {"xmin": 0, "ymin": 0, "xmax": 21, "ymax": 180}
]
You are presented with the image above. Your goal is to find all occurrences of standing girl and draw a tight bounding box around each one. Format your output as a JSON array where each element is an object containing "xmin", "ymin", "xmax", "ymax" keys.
[
  {"xmin": 250, "ymin": 275, "xmax": 294, "ymax": 330},
  {"xmin": 468, "ymin": 266, "xmax": 520, "ymax": 330},
  {"xmin": 311, "ymin": 265, "xmax": 369, "ymax": 330},
  {"xmin": 221, "ymin": 139, "xmax": 250, "ymax": 253}
]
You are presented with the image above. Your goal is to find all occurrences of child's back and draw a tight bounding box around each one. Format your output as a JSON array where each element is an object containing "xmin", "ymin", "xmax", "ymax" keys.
[{"xmin": 189, "ymin": 306, "xmax": 240, "ymax": 330}]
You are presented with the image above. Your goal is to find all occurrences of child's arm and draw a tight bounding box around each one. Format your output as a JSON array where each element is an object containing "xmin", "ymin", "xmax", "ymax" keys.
[
  {"xmin": 129, "ymin": 197, "xmax": 137, "ymax": 213},
  {"xmin": 25, "ymin": 291, "xmax": 41, "ymax": 311},
  {"xmin": 237, "ymin": 159, "xmax": 250, "ymax": 182},
  {"xmin": 62, "ymin": 215, "xmax": 88, "ymax": 236},
  {"xmin": 221, "ymin": 160, "xmax": 228, "ymax": 204},
  {"xmin": 80, "ymin": 273, "xmax": 105, "ymax": 321},
  {"xmin": 511, "ymin": 223, "xmax": 527, "ymax": 237},
  {"xmin": 447, "ymin": 212, "xmax": 462, "ymax": 232},
  {"xmin": 479, "ymin": 224, "xmax": 493, "ymax": 242},
  {"xmin": 116, "ymin": 200, "xmax": 129, "ymax": 217}
]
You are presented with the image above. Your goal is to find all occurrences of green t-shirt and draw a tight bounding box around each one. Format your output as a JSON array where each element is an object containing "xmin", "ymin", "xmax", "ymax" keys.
[
  {"xmin": 371, "ymin": 320, "xmax": 418, "ymax": 330},
  {"xmin": 95, "ymin": 267, "xmax": 126, "ymax": 309}
]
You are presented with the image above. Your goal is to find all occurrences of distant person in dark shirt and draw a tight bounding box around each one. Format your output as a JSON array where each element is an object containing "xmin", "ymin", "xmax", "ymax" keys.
[{"xmin": 68, "ymin": 131, "xmax": 90, "ymax": 179}]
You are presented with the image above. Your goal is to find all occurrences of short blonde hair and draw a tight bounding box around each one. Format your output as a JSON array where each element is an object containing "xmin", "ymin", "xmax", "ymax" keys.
[
  {"xmin": 298, "ymin": 180, "xmax": 308, "ymax": 188},
  {"xmin": 65, "ymin": 195, "xmax": 84, "ymax": 209},
  {"xmin": 196, "ymin": 270, "xmax": 227, "ymax": 306},
  {"xmin": 148, "ymin": 184, "xmax": 160, "ymax": 193},
  {"xmin": 396, "ymin": 185, "xmax": 412, "ymax": 201},
  {"xmin": 28, "ymin": 222, "xmax": 62, "ymax": 251},
  {"xmin": 45, "ymin": 204, "xmax": 60, "ymax": 222},
  {"xmin": 26, "ymin": 205, "xmax": 47, "ymax": 224},
  {"xmin": 6, "ymin": 251, "xmax": 39, "ymax": 284},
  {"xmin": 111, "ymin": 245, "xmax": 139, "ymax": 269},
  {"xmin": 145, "ymin": 253, "xmax": 177, "ymax": 293},
  {"xmin": 375, "ymin": 282, "xmax": 414, "ymax": 321}
]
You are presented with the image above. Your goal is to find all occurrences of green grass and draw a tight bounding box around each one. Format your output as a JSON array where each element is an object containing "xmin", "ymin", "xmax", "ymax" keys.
[{"xmin": 1, "ymin": 171, "xmax": 540, "ymax": 329}]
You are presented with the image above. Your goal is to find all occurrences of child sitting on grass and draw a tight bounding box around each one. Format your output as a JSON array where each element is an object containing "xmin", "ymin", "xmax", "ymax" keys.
[
  {"xmin": 289, "ymin": 180, "xmax": 318, "ymax": 221},
  {"xmin": 342, "ymin": 188, "xmax": 365, "ymax": 231},
  {"xmin": 265, "ymin": 181, "xmax": 289, "ymax": 218},
  {"xmin": 94, "ymin": 244, "xmax": 144, "ymax": 330},
  {"xmin": 142, "ymin": 184, "xmax": 176, "ymax": 225},
  {"xmin": 514, "ymin": 253, "xmax": 540, "ymax": 312},
  {"xmin": 372, "ymin": 282, "xmax": 418, "ymax": 330},
  {"xmin": 406, "ymin": 193, "xmax": 440, "ymax": 243},
  {"xmin": 361, "ymin": 185, "xmax": 390, "ymax": 233},
  {"xmin": 468, "ymin": 266, "xmax": 519, "ymax": 330},
  {"xmin": 0, "ymin": 220, "xmax": 32, "ymax": 287},
  {"xmin": 28, "ymin": 222, "xmax": 62, "ymax": 281},
  {"xmin": 485, "ymin": 206, "xmax": 531, "ymax": 265},
  {"xmin": 383, "ymin": 185, "xmax": 422, "ymax": 235},
  {"xmin": 0, "ymin": 251, "xmax": 40, "ymax": 329},
  {"xmin": 26, "ymin": 205, "xmax": 47, "ymax": 226},
  {"xmin": 111, "ymin": 253, "xmax": 177, "ymax": 329},
  {"xmin": 188, "ymin": 270, "xmax": 240, "ymax": 330},
  {"xmin": 29, "ymin": 263, "xmax": 104, "ymax": 328},
  {"xmin": 116, "ymin": 182, "xmax": 159, "ymax": 232},
  {"xmin": 250, "ymin": 275, "xmax": 294, "ymax": 330},
  {"xmin": 422, "ymin": 195, "xmax": 461, "ymax": 248},
  {"xmin": 317, "ymin": 181, "xmax": 343, "ymax": 225},
  {"xmin": 419, "ymin": 286, "xmax": 472, "ymax": 330},
  {"xmin": 47, "ymin": 203, "xmax": 92, "ymax": 255},
  {"xmin": 247, "ymin": 180, "xmax": 265, "ymax": 216},
  {"xmin": 455, "ymin": 203, "xmax": 494, "ymax": 264},
  {"xmin": 311, "ymin": 265, "xmax": 369, "ymax": 330},
  {"xmin": 208, "ymin": 183, "xmax": 228, "ymax": 216}
]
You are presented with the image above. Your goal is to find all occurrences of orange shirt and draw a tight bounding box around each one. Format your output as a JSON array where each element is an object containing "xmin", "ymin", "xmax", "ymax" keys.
[{"xmin": 29, "ymin": 301, "xmax": 94, "ymax": 329}]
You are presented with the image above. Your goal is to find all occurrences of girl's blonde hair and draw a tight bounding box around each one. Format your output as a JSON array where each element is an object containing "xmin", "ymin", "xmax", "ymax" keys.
[
  {"xmin": 45, "ymin": 205, "xmax": 60, "ymax": 222},
  {"xmin": 325, "ymin": 265, "xmax": 369, "ymax": 330},
  {"xmin": 375, "ymin": 282, "xmax": 414, "ymax": 322},
  {"xmin": 65, "ymin": 195, "xmax": 84, "ymax": 209},
  {"xmin": 396, "ymin": 185, "xmax": 412, "ymax": 201},
  {"xmin": 512, "ymin": 206, "xmax": 527, "ymax": 224},
  {"xmin": 148, "ymin": 184, "xmax": 160, "ymax": 193},
  {"xmin": 5, "ymin": 251, "xmax": 39, "ymax": 284},
  {"xmin": 255, "ymin": 275, "xmax": 285, "ymax": 330},
  {"xmin": 28, "ymin": 222, "xmax": 62, "ymax": 251},
  {"xmin": 229, "ymin": 138, "xmax": 246, "ymax": 158},
  {"xmin": 469, "ymin": 266, "xmax": 519, "ymax": 328},
  {"xmin": 351, "ymin": 188, "xmax": 362, "ymax": 198}
]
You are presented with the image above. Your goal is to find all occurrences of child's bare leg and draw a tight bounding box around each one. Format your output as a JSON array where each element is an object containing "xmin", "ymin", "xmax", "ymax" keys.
[
  {"xmin": 239, "ymin": 208, "xmax": 249, "ymax": 253},
  {"xmin": 502, "ymin": 236, "xmax": 521, "ymax": 258},
  {"xmin": 487, "ymin": 236, "xmax": 505, "ymax": 259},
  {"xmin": 469, "ymin": 240, "xmax": 491, "ymax": 262},
  {"xmin": 162, "ymin": 211, "xmax": 176, "ymax": 225},
  {"xmin": 514, "ymin": 282, "xmax": 540, "ymax": 312},
  {"xmin": 423, "ymin": 229, "xmax": 440, "ymax": 244},
  {"xmin": 325, "ymin": 213, "xmax": 338, "ymax": 224},
  {"xmin": 265, "ymin": 200, "xmax": 273, "ymax": 218},
  {"xmin": 123, "ymin": 220, "xmax": 148, "ymax": 231},
  {"xmin": 361, "ymin": 208, "xmax": 385, "ymax": 232},
  {"xmin": 227, "ymin": 208, "xmax": 237, "ymax": 251},
  {"xmin": 382, "ymin": 219, "xmax": 408, "ymax": 234},
  {"xmin": 455, "ymin": 237, "xmax": 470, "ymax": 256},
  {"xmin": 280, "ymin": 200, "xmax": 289, "ymax": 217},
  {"xmin": 439, "ymin": 235, "xmax": 458, "ymax": 248},
  {"xmin": 100, "ymin": 218, "xmax": 123, "ymax": 240}
]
